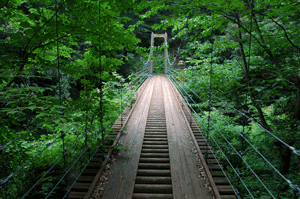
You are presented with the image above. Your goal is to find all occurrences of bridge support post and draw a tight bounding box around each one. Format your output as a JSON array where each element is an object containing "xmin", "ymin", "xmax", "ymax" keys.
[
  {"xmin": 164, "ymin": 32, "xmax": 168, "ymax": 74},
  {"xmin": 150, "ymin": 32, "xmax": 154, "ymax": 74},
  {"xmin": 150, "ymin": 32, "xmax": 168, "ymax": 74}
]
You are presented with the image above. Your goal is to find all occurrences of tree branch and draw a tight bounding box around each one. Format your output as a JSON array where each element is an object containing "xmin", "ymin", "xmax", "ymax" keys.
[
  {"xmin": 0, "ymin": 0, "xmax": 9, "ymax": 10},
  {"xmin": 253, "ymin": 10, "xmax": 300, "ymax": 51},
  {"xmin": 5, "ymin": 34, "xmax": 69, "ymax": 88},
  {"xmin": 221, "ymin": 13, "xmax": 266, "ymax": 51},
  {"xmin": 4, "ymin": 4, "xmax": 63, "ymax": 88},
  {"xmin": 221, "ymin": 13, "xmax": 282, "ymax": 69},
  {"xmin": 24, "ymin": 5, "xmax": 62, "ymax": 52},
  {"xmin": 29, "ymin": 34, "xmax": 69, "ymax": 55}
]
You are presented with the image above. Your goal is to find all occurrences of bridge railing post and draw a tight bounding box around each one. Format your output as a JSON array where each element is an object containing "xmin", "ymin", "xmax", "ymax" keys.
[
  {"xmin": 150, "ymin": 32, "xmax": 154, "ymax": 74},
  {"xmin": 164, "ymin": 32, "xmax": 168, "ymax": 74},
  {"xmin": 120, "ymin": 80, "xmax": 123, "ymax": 127}
]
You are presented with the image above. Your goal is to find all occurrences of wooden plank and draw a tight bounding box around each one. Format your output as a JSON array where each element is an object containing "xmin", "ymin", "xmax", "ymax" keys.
[
  {"xmin": 162, "ymin": 75, "xmax": 210, "ymax": 199},
  {"xmin": 153, "ymin": 34, "xmax": 165, "ymax": 38},
  {"xmin": 165, "ymin": 76, "xmax": 222, "ymax": 199},
  {"xmin": 85, "ymin": 76, "xmax": 153, "ymax": 199},
  {"xmin": 101, "ymin": 76, "xmax": 155, "ymax": 198}
]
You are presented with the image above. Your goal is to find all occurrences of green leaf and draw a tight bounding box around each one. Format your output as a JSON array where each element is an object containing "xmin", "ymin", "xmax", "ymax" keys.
[
  {"xmin": 111, "ymin": 51, "xmax": 117, "ymax": 56},
  {"xmin": 42, "ymin": 183, "xmax": 53, "ymax": 191},
  {"xmin": 20, "ymin": 21, "xmax": 30, "ymax": 28},
  {"xmin": 254, "ymin": 88, "xmax": 262, "ymax": 92}
]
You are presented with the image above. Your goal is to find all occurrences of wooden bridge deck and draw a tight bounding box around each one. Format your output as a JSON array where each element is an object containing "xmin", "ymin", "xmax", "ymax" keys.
[
  {"xmin": 97, "ymin": 75, "xmax": 212, "ymax": 199},
  {"xmin": 68, "ymin": 74, "xmax": 236, "ymax": 199}
]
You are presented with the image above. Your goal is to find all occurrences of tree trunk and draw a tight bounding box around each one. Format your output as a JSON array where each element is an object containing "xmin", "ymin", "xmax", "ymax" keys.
[
  {"xmin": 233, "ymin": 8, "xmax": 297, "ymax": 175},
  {"xmin": 251, "ymin": 12, "xmax": 296, "ymax": 175},
  {"xmin": 275, "ymin": 140, "xmax": 294, "ymax": 174},
  {"xmin": 236, "ymin": 14, "xmax": 272, "ymax": 131}
]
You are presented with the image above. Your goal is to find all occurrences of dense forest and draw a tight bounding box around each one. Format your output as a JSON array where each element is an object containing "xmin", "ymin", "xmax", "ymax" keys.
[{"xmin": 0, "ymin": 0, "xmax": 299, "ymax": 198}]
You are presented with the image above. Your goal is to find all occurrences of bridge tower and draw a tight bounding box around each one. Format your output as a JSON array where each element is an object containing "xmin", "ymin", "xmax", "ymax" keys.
[{"xmin": 150, "ymin": 32, "xmax": 168, "ymax": 74}]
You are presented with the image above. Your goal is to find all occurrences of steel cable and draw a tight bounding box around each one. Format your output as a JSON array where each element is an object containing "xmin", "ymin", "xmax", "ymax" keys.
[
  {"xmin": 0, "ymin": 68, "xmax": 148, "ymax": 153},
  {"xmin": 167, "ymin": 76, "xmax": 242, "ymax": 198},
  {"xmin": 168, "ymin": 68, "xmax": 300, "ymax": 157},
  {"xmin": 168, "ymin": 72, "xmax": 293, "ymax": 198}
]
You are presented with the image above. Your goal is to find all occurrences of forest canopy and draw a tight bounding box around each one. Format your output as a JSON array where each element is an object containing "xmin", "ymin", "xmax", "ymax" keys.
[{"xmin": 0, "ymin": 0, "xmax": 299, "ymax": 198}]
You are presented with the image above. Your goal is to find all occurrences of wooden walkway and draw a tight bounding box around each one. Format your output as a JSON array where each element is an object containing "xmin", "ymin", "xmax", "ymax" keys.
[
  {"xmin": 69, "ymin": 74, "xmax": 237, "ymax": 199},
  {"xmin": 97, "ymin": 75, "xmax": 212, "ymax": 199}
]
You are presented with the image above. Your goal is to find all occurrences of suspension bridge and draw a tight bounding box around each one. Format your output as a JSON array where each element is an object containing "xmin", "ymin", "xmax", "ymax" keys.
[{"xmin": 1, "ymin": 32, "xmax": 299, "ymax": 199}]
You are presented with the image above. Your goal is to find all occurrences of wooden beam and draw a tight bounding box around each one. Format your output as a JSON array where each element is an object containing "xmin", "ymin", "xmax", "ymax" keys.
[{"xmin": 153, "ymin": 34, "xmax": 165, "ymax": 38}]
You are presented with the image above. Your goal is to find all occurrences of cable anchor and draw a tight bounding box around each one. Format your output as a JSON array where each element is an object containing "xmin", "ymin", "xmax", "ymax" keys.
[
  {"xmin": 205, "ymin": 138, "xmax": 210, "ymax": 145},
  {"xmin": 287, "ymin": 180, "xmax": 300, "ymax": 198},
  {"xmin": 239, "ymin": 151, "xmax": 244, "ymax": 157},
  {"xmin": 240, "ymin": 131, "xmax": 246, "ymax": 141},
  {"xmin": 290, "ymin": 147, "xmax": 300, "ymax": 160},
  {"xmin": 62, "ymin": 149, "xmax": 67, "ymax": 157},
  {"xmin": 235, "ymin": 188, "xmax": 240, "ymax": 195},
  {"xmin": 237, "ymin": 170, "xmax": 242, "ymax": 178}
]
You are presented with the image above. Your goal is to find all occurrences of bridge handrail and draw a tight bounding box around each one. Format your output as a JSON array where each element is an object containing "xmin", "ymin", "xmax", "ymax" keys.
[
  {"xmin": 168, "ymin": 73, "xmax": 249, "ymax": 198},
  {"xmin": 168, "ymin": 67, "xmax": 300, "ymax": 159},
  {"xmin": 0, "ymin": 69, "xmax": 150, "ymax": 195},
  {"xmin": 0, "ymin": 68, "xmax": 148, "ymax": 151},
  {"xmin": 168, "ymin": 70, "xmax": 300, "ymax": 198},
  {"xmin": 48, "ymin": 73, "xmax": 149, "ymax": 198},
  {"xmin": 20, "ymin": 105, "xmax": 114, "ymax": 198}
]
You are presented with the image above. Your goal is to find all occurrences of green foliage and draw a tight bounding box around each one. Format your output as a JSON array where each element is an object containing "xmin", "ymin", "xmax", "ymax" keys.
[
  {"xmin": 155, "ymin": 0, "xmax": 300, "ymax": 197},
  {"xmin": 112, "ymin": 144, "xmax": 131, "ymax": 153},
  {"xmin": 0, "ymin": 0, "xmax": 149, "ymax": 198}
]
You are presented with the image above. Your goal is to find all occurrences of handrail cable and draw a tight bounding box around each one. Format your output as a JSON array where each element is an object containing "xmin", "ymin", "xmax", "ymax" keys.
[
  {"xmin": 2, "ymin": 105, "xmax": 100, "ymax": 189},
  {"xmin": 171, "ymin": 71, "xmax": 276, "ymax": 197},
  {"xmin": 168, "ymin": 70, "xmax": 299, "ymax": 196},
  {"xmin": 20, "ymin": 106, "xmax": 121, "ymax": 198},
  {"xmin": 169, "ymin": 74, "xmax": 254, "ymax": 198},
  {"xmin": 119, "ymin": 70, "xmax": 148, "ymax": 95},
  {"xmin": 168, "ymin": 67, "xmax": 300, "ymax": 158},
  {"xmin": 0, "ymin": 72, "xmax": 148, "ymax": 190},
  {"xmin": 20, "ymin": 74, "xmax": 146, "ymax": 198},
  {"xmin": 46, "ymin": 119, "xmax": 115, "ymax": 198},
  {"xmin": 56, "ymin": 74, "xmax": 148, "ymax": 198},
  {"xmin": 169, "ymin": 73, "xmax": 268, "ymax": 198},
  {"xmin": 167, "ymin": 76, "xmax": 243, "ymax": 198},
  {"xmin": 168, "ymin": 70, "xmax": 290, "ymax": 180},
  {"xmin": 0, "ymin": 68, "xmax": 148, "ymax": 152}
]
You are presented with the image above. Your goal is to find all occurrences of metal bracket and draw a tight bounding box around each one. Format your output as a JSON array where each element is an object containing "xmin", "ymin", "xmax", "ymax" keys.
[
  {"xmin": 235, "ymin": 188, "xmax": 240, "ymax": 195},
  {"xmin": 290, "ymin": 147, "xmax": 300, "ymax": 160},
  {"xmin": 62, "ymin": 149, "xmax": 68, "ymax": 157},
  {"xmin": 237, "ymin": 170, "xmax": 242, "ymax": 178},
  {"xmin": 239, "ymin": 151, "xmax": 244, "ymax": 157},
  {"xmin": 288, "ymin": 180, "xmax": 300, "ymax": 198},
  {"xmin": 64, "ymin": 168, "xmax": 69, "ymax": 174},
  {"xmin": 240, "ymin": 131, "xmax": 246, "ymax": 141}
]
